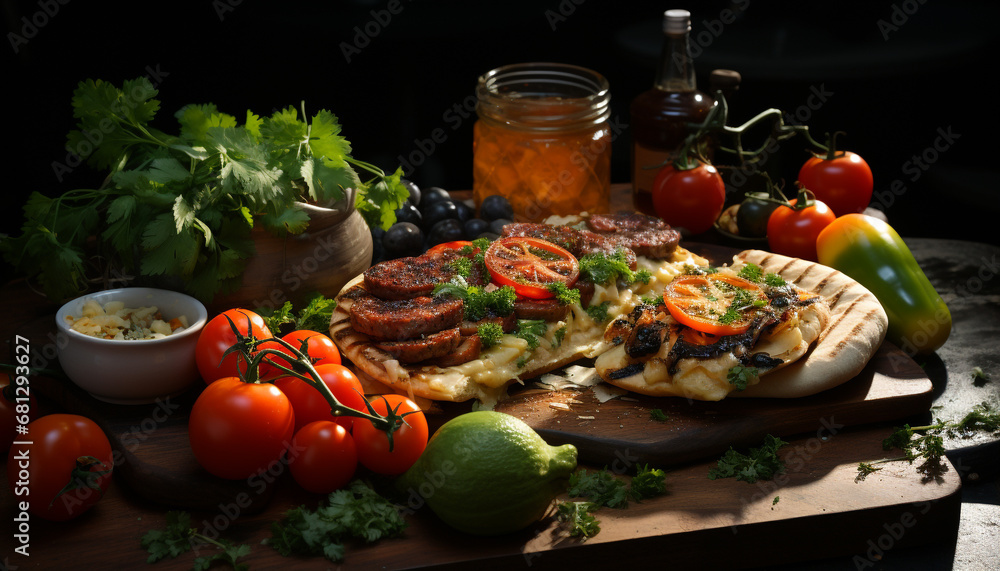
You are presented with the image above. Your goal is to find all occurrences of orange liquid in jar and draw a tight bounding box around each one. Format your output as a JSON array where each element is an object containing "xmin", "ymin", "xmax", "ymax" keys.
[{"xmin": 473, "ymin": 99, "xmax": 611, "ymax": 222}]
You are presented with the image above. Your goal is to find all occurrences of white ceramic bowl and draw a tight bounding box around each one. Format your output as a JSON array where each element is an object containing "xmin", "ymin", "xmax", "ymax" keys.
[{"xmin": 55, "ymin": 288, "xmax": 208, "ymax": 405}]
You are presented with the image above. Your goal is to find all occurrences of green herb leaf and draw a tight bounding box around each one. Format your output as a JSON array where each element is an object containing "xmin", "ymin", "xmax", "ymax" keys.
[
  {"xmin": 727, "ymin": 365, "xmax": 759, "ymax": 391},
  {"xmin": 269, "ymin": 481, "xmax": 406, "ymax": 563},
  {"xmin": 567, "ymin": 469, "xmax": 629, "ymax": 509},
  {"xmin": 708, "ymin": 434, "xmax": 787, "ymax": 483},
  {"xmin": 628, "ymin": 464, "xmax": 667, "ymax": 501},
  {"xmin": 556, "ymin": 501, "xmax": 601, "ymax": 539}
]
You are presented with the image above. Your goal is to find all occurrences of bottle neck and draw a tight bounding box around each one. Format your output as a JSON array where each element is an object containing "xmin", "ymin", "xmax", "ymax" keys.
[{"xmin": 654, "ymin": 33, "xmax": 697, "ymax": 92}]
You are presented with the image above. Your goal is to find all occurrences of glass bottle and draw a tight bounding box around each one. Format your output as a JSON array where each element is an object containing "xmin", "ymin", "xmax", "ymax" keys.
[
  {"xmin": 630, "ymin": 9, "xmax": 715, "ymax": 215},
  {"xmin": 473, "ymin": 63, "xmax": 612, "ymax": 222}
]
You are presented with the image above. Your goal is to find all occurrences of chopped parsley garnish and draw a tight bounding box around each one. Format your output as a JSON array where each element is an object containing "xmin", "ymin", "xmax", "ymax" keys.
[
  {"xmin": 650, "ymin": 408, "xmax": 669, "ymax": 422},
  {"xmin": 579, "ymin": 250, "xmax": 648, "ymax": 286},
  {"xmin": 477, "ymin": 322, "xmax": 504, "ymax": 349},
  {"xmin": 727, "ymin": 365, "xmax": 759, "ymax": 391},
  {"xmin": 269, "ymin": 481, "xmax": 406, "ymax": 562},
  {"xmin": 586, "ymin": 301, "xmax": 611, "ymax": 323},
  {"xmin": 433, "ymin": 278, "xmax": 516, "ymax": 321},
  {"xmin": 547, "ymin": 282, "xmax": 582, "ymax": 305},
  {"xmin": 738, "ymin": 262, "xmax": 786, "ymax": 287},
  {"xmin": 142, "ymin": 511, "xmax": 251, "ymax": 570},
  {"xmin": 552, "ymin": 325, "xmax": 567, "ymax": 348},
  {"xmin": 515, "ymin": 319, "xmax": 548, "ymax": 350},
  {"xmin": 764, "ymin": 273, "xmax": 787, "ymax": 287},
  {"xmin": 556, "ymin": 501, "xmax": 601, "ymax": 540},
  {"xmin": 856, "ymin": 402, "xmax": 1000, "ymax": 481},
  {"xmin": 708, "ymin": 434, "xmax": 788, "ymax": 483}
]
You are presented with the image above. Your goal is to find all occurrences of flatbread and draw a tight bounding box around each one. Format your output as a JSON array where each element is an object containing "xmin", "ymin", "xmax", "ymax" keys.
[
  {"xmin": 727, "ymin": 250, "xmax": 887, "ymax": 398},
  {"xmin": 596, "ymin": 249, "xmax": 886, "ymax": 400},
  {"xmin": 329, "ymin": 247, "xmax": 708, "ymax": 405}
]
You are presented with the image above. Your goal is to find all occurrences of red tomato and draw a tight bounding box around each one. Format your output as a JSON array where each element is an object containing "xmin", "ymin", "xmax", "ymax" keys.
[
  {"xmin": 352, "ymin": 394, "xmax": 428, "ymax": 476},
  {"xmin": 188, "ymin": 377, "xmax": 295, "ymax": 480},
  {"xmin": 273, "ymin": 363, "xmax": 367, "ymax": 433},
  {"xmin": 767, "ymin": 198, "xmax": 837, "ymax": 261},
  {"xmin": 2, "ymin": 372, "xmax": 36, "ymax": 453},
  {"xmin": 259, "ymin": 330, "xmax": 342, "ymax": 379},
  {"xmin": 798, "ymin": 151, "xmax": 873, "ymax": 217},
  {"xmin": 651, "ymin": 161, "xmax": 726, "ymax": 235},
  {"xmin": 663, "ymin": 274, "xmax": 768, "ymax": 336},
  {"xmin": 195, "ymin": 309, "xmax": 272, "ymax": 383},
  {"xmin": 7, "ymin": 414, "xmax": 113, "ymax": 521},
  {"xmin": 426, "ymin": 240, "xmax": 477, "ymax": 256},
  {"xmin": 289, "ymin": 421, "xmax": 357, "ymax": 494},
  {"xmin": 484, "ymin": 236, "xmax": 579, "ymax": 299}
]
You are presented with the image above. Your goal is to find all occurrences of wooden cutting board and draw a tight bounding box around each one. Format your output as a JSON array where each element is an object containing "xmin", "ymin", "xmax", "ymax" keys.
[{"xmin": 495, "ymin": 341, "xmax": 932, "ymax": 467}]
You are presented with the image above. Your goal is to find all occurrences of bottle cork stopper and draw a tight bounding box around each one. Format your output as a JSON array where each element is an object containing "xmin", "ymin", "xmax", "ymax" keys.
[
  {"xmin": 663, "ymin": 9, "xmax": 691, "ymax": 34},
  {"xmin": 710, "ymin": 69, "xmax": 742, "ymax": 92}
]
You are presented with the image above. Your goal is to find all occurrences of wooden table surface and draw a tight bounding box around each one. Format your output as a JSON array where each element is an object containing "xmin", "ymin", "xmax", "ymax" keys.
[{"xmin": 2, "ymin": 185, "xmax": 997, "ymax": 569}]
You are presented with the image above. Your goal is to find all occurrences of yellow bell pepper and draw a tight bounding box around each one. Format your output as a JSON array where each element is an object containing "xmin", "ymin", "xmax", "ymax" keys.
[{"xmin": 816, "ymin": 213, "xmax": 951, "ymax": 355}]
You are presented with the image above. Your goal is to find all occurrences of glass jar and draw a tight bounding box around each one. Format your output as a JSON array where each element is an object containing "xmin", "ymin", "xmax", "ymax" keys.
[{"xmin": 473, "ymin": 63, "xmax": 612, "ymax": 222}]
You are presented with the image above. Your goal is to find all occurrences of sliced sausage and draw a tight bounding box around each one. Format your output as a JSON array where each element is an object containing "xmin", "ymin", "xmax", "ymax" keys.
[
  {"xmin": 373, "ymin": 327, "xmax": 462, "ymax": 364},
  {"xmin": 350, "ymin": 291, "xmax": 463, "ymax": 341},
  {"xmin": 363, "ymin": 253, "xmax": 457, "ymax": 300},
  {"xmin": 514, "ymin": 298, "xmax": 570, "ymax": 322},
  {"xmin": 459, "ymin": 312, "xmax": 517, "ymax": 336},
  {"xmin": 586, "ymin": 212, "xmax": 680, "ymax": 259},
  {"xmin": 433, "ymin": 334, "xmax": 483, "ymax": 367}
]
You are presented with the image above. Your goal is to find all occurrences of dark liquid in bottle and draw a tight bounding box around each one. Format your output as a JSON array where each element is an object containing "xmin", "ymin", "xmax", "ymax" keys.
[{"xmin": 630, "ymin": 89, "xmax": 715, "ymax": 215}]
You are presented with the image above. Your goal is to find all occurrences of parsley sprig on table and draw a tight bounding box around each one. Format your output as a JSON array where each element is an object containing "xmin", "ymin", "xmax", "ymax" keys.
[
  {"xmin": 558, "ymin": 464, "xmax": 668, "ymax": 540},
  {"xmin": 269, "ymin": 481, "xmax": 407, "ymax": 562},
  {"xmin": 856, "ymin": 402, "xmax": 1000, "ymax": 482},
  {"xmin": 708, "ymin": 434, "xmax": 788, "ymax": 483},
  {"xmin": 2, "ymin": 77, "xmax": 409, "ymax": 303},
  {"xmin": 142, "ymin": 511, "xmax": 251, "ymax": 570}
]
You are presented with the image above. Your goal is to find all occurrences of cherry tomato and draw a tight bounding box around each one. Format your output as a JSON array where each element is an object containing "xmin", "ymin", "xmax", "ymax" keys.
[
  {"xmin": 195, "ymin": 309, "xmax": 272, "ymax": 383},
  {"xmin": 274, "ymin": 363, "xmax": 367, "ymax": 433},
  {"xmin": 651, "ymin": 161, "xmax": 726, "ymax": 235},
  {"xmin": 188, "ymin": 377, "xmax": 295, "ymax": 480},
  {"xmin": 288, "ymin": 421, "xmax": 357, "ymax": 494},
  {"xmin": 2, "ymin": 372, "xmax": 36, "ymax": 453},
  {"xmin": 484, "ymin": 236, "xmax": 579, "ymax": 299},
  {"xmin": 798, "ymin": 151, "xmax": 873, "ymax": 217},
  {"xmin": 258, "ymin": 330, "xmax": 341, "ymax": 380},
  {"xmin": 663, "ymin": 274, "xmax": 768, "ymax": 336},
  {"xmin": 352, "ymin": 394, "xmax": 428, "ymax": 476},
  {"xmin": 7, "ymin": 414, "xmax": 113, "ymax": 521},
  {"xmin": 767, "ymin": 198, "xmax": 836, "ymax": 262},
  {"xmin": 426, "ymin": 240, "xmax": 477, "ymax": 256}
]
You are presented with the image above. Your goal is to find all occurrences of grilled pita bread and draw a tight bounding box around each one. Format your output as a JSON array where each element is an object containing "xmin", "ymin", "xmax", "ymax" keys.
[
  {"xmin": 329, "ymin": 247, "xmax": 709, "ymax": 405},
  {"xmin": 596, "ymin": 250, "xmax": 885, "ymax": 400}
]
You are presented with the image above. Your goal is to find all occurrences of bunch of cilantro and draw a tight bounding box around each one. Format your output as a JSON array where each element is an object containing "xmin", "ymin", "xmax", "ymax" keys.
[{"xmin": 2, "ymin": 77, "xmax": 409, "ymax": 303}]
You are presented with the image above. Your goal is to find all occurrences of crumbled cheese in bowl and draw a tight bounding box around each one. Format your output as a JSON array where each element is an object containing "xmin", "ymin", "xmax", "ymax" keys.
[{"xmin": 67, "ymin": 299, "xmax": 190, "ymax": 340}]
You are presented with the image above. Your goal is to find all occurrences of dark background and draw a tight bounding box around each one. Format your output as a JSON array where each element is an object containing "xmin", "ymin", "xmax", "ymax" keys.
[{"xmin": 4, "ymin": 0, "xmax": 998, "ymax": 245}]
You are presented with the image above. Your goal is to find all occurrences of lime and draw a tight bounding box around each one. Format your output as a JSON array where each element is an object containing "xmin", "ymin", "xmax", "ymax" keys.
[{"xmin": 398, "ymin": 410, "xmax": 577, "ymax": 535}]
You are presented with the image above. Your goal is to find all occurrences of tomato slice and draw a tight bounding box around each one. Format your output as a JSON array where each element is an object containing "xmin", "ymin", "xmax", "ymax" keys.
[
  {"xmin": 426, "ymin": 240, "xmax": 477, "ymax": 256},
  {"xmin": 663, "ymin": 274, "xmax": 769, "ymax": 336},
  {"xmin": 484, "ymin": 237, "xmax": 579, "ymax": 299}
]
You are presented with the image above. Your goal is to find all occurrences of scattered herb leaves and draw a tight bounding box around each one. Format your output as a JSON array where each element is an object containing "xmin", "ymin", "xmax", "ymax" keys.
[
  {"xmin": 708, "ymin": 434, "xmax": 788, "ymax": 483},
  {"xmin": 141, "ymin": 511, "xmax": 251, "ymax": 570}
]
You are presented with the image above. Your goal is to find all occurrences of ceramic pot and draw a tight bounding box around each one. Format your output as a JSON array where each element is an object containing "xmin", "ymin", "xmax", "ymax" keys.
[{"xmin": 208, "ymin": 204, "xmax": 372, "ymax": 315}]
